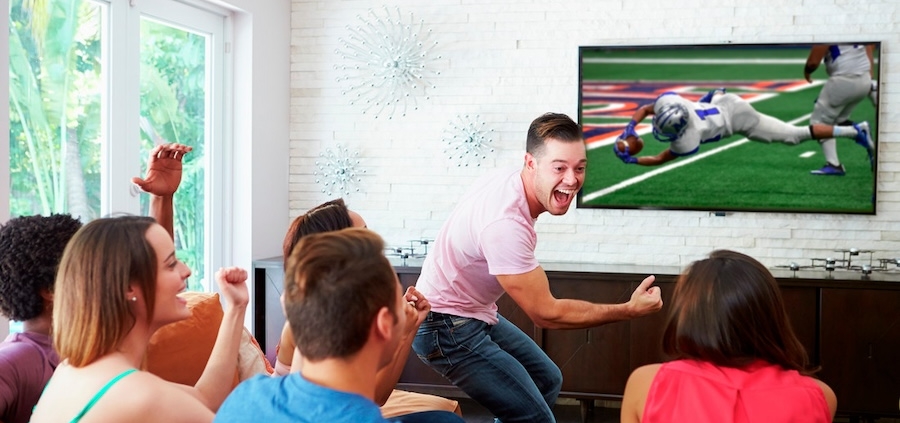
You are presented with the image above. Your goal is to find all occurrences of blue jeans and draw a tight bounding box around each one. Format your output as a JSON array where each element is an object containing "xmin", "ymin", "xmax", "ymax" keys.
[{"xmin": 412, "ymin": 312, "xmax": 562, "ymax": 423}]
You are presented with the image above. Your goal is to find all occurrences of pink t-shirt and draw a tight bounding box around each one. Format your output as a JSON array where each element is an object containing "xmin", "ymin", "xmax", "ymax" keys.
[
  {"xmin": 643, "ymin": 360, "xmax": 831, "ymax": 423},
  {"xmin": 0, "ymin": 331, "xmax": 59, "ymax": 423},
  {"xmin": 416, "ymin": 167, "xmax": 539, "ymax": 324}
]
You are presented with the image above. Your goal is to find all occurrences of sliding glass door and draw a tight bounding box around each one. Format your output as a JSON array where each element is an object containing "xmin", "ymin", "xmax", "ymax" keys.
[
  {"xmin": 137, "ymin": 0, "xmax": 226, "ymax": 291},
  {"xmin": 7, "ymin": 0, "xmax": 228, "ymax": 331}
]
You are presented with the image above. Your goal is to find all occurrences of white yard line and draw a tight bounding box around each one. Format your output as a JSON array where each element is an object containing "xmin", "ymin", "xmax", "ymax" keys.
[{"xmin": 582, "ymin": 114, "xmax": 812, "ymax": 202}]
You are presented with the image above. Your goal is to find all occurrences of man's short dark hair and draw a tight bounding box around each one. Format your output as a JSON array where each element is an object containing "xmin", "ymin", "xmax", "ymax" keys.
[
  {"xmin": 0, "ymin": 214, "xmax": 82, "ymax": 321},
  {"xmin": 525, "ymin": 112, "xmax": 582, "ymax": 157},
  {"xmin": 283, "ymin": 228, "xmax": 398, "ymax": 361}
]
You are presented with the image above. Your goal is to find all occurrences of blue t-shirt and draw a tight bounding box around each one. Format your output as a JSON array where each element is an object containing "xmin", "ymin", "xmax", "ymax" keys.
[{"xmin": 214, "ymin": 373, "xmax": 391, "ymax": 423}]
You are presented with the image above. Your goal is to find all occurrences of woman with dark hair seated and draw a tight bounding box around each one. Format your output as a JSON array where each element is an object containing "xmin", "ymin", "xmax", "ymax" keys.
[
  {"xmin": 274, "ymin": 199, "xmax": 462, "ymax": 420},
  {"xmin": 621, "ymin": 250, "xmax": 837, "ymax": 423}
]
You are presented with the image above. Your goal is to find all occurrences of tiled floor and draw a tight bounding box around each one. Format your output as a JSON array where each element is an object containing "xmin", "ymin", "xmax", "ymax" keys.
[{"xmin": 456, "ymin": 397, "xmax": 620, "ymax": 423}]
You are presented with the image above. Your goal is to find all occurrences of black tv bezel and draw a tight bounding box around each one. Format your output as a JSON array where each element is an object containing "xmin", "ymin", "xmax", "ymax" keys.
[{"xmin": 575, "ymin": 42, "xmax": 881, "ymax": 216}]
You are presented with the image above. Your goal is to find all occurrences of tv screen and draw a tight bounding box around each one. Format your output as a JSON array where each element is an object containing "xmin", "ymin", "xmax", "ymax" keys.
[{"xmin": 577, "ymin": 42, "xmax": 880, "ymax": 215}]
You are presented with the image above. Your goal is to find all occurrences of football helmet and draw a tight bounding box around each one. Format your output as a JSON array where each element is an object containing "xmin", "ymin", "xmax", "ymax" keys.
[{"xmin": 652, "ymin": 103, "xmax": 689, "ymax": 142}]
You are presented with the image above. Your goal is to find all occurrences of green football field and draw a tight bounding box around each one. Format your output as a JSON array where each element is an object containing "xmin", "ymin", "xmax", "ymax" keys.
[{"xmin": 578, "ymin": 45, "xmax": 878, "ymax": 214}]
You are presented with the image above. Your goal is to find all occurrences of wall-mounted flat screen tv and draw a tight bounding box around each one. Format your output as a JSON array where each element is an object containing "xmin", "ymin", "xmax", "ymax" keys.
[{"xmin": 577, "ymin": 42, "xmax": 880, "ymax": 215}]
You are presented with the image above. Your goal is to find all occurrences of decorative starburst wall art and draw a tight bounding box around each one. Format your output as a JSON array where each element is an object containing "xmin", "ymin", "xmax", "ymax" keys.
[
  {"xmin": 442, "ymin": 114, "xmax": 495, "ymax": 167},
  {"xmin": 334, "ymin": 6, "xmax": 441, "ymax": 119},
  {"xmin": 315, "ymin": 144, "xmax": 365, "ymax": 197}
]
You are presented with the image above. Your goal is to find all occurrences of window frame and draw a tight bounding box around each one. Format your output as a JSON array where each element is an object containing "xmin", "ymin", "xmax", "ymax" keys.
[
  {"xmin": 1, "ymin": 0, "xmax": 11, "ymax": 339},
  {"xmin": 129, "ymin": 0, "xmax": 230, "ymax": 290},
  {"xmin": 2, "ymin": 0, "xmax": 234, "ymax": 335}
]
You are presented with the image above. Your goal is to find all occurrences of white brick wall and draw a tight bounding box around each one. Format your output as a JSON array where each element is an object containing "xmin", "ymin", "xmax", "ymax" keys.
[{"xmin": 289, "ymin": 0, "xmax": 899, "ymax": 269}]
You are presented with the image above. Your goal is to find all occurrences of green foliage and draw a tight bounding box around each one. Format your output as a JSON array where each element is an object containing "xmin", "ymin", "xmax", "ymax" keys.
[
  {"xmin": 9, "ymin": 1, "xmax": 210, "ymax": 289},
  {"xmin": 8, "ymin": 0, "xmax": 101, "ymax": 218},
  {"xmin": 138, "ymin": 20, "xmax": 209, "ymax": 287}
]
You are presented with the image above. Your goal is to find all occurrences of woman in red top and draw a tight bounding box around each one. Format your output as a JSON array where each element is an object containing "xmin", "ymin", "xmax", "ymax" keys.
[{"xmin": 622, "ymin": 250, "xmax": 837, "ymax": 423}]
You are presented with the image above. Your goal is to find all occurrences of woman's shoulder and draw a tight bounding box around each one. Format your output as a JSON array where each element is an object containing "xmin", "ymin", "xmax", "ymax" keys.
[
  {"xmin": 808, "ymin": 376, "xmax": 837, "ymax": 418},
  {"xmin": 622, "ymin": 363, "xmax": 664, "ymax": 423},
  {"xmin": 38, "ymin": 368, "xmax": 212, "ymax": 423},
  {"xmin": 624, "ymin": 363, "xmax": 664, "ymax": 396},
  {"xmin": 113, "ymin": 371, "xmax": 214, "ymax": 420},
  {"xmin": 630, "ymin": 363, "xmax": 663, "ymax": 380}
]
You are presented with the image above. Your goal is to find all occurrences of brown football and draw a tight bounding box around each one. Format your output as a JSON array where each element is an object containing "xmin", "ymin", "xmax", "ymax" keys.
[{"xmin": 615, "ymin": 136, "xmax": 643, "ymax": 155}]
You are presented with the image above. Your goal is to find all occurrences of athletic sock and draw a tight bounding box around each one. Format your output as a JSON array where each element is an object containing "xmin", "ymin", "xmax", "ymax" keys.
[{"xmin": 832, "ymin": 126, "xmax": 856, "ymax": 138}]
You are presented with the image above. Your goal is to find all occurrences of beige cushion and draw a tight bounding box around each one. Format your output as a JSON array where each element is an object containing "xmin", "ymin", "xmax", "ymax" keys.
[{"xmin": 238, "ymin": 327, "xmax": 274, "ymax": 379}]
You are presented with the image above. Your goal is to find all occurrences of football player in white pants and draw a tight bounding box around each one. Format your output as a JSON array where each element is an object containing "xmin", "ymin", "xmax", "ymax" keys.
[
  {"xmin": 614, "ymin": 91, "xmax": 874, "ymax": 170},
  {"xmin": 805, "ymin": 43, "xmax": 876, "ymax": 175}
]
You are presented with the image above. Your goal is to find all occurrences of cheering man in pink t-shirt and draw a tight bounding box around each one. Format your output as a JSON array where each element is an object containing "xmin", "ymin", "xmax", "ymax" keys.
[{"xmin": 413, "ymin": 112, "xmax": 664, "ymax": 422}]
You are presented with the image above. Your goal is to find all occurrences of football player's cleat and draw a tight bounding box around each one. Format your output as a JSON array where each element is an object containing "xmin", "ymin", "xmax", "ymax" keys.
[
  {"xmin": 853, "ymin": 121, "xmax": 875, "ymax": 170},
  {"xmin": 652, "ymin": 103, "xmax": 689, "ymax": 142},
  {"xmin": 810, "ymin": 163, "xmax": 846, "ymax": 176}
]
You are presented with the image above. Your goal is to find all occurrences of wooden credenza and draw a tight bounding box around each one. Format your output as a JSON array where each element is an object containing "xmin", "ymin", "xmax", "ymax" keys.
[
  {"xmin": 252, "ymin": 256, "xmax": 900, "ymax": 419},
  {"xmin": 391, "ymin": 263, "xmax": 900, "ymax": 420}
]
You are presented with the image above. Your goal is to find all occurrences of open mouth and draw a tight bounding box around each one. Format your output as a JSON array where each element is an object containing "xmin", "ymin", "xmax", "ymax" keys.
[{"xmin": 553, "ymin": 189, "xmax": 574, "ymax": 206}]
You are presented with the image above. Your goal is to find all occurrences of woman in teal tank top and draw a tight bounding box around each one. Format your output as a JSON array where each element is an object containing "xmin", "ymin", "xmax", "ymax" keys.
[
  {"xmin": 29, "ymin": 215, "xmax": 250, "ymax": 423},
  {"xmin": 67, "ymin": 368, "xmax": 137, "ymax": 423}
]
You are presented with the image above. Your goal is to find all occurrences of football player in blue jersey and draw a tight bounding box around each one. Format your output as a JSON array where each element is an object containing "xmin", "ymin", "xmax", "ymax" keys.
[
  {"xmin": 613, "ymin": 90, "xmax": 874, "ymax": 171},
  {"xmin": 805, "ymin": 43, "xmax": 876, "ymax": 175}
]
